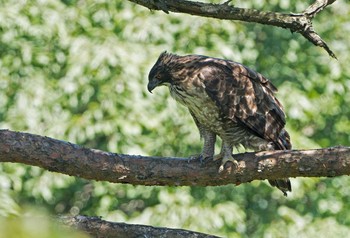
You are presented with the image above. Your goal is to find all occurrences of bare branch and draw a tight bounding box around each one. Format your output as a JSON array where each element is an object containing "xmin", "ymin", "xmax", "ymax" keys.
[
  {"xmin": 59, "ymin": 215, "xmax": 220, "ymax": 238},
  {"xmin": 128, "ymin": 0, "xmax": 337, "ymax": 58},
  {"xmin": 1, "ymin": 130, "xmax": 349, "ymax": 186},
  {"xmin": 303, "ymin": 0, "xmax": 337, "ymax": 18}
]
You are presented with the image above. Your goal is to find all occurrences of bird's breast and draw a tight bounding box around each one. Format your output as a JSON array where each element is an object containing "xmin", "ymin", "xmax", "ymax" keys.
[{"xmin": 169, "ymin": 85, "xmax": 225, "ymax": 134}]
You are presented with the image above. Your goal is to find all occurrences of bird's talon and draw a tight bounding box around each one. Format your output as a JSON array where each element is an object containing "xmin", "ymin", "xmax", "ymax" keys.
[
  {"xmin": 199, "ymin": 155, "xmax": 212, "ymax": 164},
  {"xmin": 218, "ymin": 156, "xmax": 238, "ymax": 172}
]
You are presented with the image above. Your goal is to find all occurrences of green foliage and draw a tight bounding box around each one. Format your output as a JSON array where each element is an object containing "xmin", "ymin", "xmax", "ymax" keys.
[
  {"xmin": 0, "ymin": 0, "xmax": 349, "ymax": 237},
  {"xmin": 0, "ymin": 208, "xmax": 89, "ymax": 238}
]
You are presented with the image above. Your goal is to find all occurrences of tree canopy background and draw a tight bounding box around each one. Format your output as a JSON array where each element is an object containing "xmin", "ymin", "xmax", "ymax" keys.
[{"xmin": 0, "ymin": 0, "xmax": 349, "ymax": 237}]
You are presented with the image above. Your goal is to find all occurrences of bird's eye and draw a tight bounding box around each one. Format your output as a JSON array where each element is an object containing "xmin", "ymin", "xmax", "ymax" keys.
[{"xmin": 155, "ymin": 74, "xmax": 161, "ymax": 79}]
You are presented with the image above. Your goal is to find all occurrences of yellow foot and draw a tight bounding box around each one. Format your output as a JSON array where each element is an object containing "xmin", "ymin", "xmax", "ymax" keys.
[{"xmin": 218, "ymin": 155, "xmax": 238, "ymax": 173}]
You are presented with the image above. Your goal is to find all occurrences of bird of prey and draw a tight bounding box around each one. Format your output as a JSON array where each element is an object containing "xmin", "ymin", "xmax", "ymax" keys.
[{"xmin": 147, "ymin": 51, "xmax": 292, "ymax": 196}]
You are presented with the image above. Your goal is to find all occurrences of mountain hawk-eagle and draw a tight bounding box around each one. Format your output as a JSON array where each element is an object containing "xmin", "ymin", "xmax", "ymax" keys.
[{"xmin": 148, "ymin": 52, "xmax": 292, "ymax": 195}]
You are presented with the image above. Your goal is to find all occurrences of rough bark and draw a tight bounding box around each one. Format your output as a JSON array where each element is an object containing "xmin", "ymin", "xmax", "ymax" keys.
[
  {"xmin": 59, "ymin": 215, "xmax": 220, "ymax": 238},
  {"xmin": 128, "ymin": 0, "xmax": 337, "ymax": 58},
  {"xmin": 1, "ymin": 129, "xmax": 349, "ymax": 186}
]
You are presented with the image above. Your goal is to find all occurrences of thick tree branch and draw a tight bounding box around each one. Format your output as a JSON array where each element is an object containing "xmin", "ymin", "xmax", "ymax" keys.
[
  {"xmin": 1, "ymin": 130, "xmax": 349, "ymax": 186},
  {"xmin": 128, "ymin": 0, "xmax": 337, "ymax": 58},
  {"xmin": 59, "ymin": 215, "xmax": 220, "ymax": 238}
]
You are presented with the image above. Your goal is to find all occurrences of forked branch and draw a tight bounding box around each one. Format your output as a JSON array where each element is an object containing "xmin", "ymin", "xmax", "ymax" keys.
[{"xmin": 128, "ymin": 0, "xmax": 337, "ymax": 58}]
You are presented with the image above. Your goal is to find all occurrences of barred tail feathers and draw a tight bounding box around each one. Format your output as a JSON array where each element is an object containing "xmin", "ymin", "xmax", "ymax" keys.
[
  {"xmin": 268, "ymin": 129, "xmax": 292, "ymax": 196},
  {"xmin": 268, "ymin": 179, "xmax": 291, "ymax": 196}
]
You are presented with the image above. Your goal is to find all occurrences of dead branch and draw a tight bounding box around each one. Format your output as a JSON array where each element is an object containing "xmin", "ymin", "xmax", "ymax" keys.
[
  {"xmin": 128, "ymin": 0, "xmax": 337, "ymax": 58},
  {"xmin": 59, "ymin": 215, "xmax": 220, "ymax": 238},
  {"xmin": 0, "ymin": 129, "xmax": 349, "ymax": 186}
]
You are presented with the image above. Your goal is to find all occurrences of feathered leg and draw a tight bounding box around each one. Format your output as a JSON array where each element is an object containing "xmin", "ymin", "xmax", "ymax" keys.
[
  {"xmin": 200, "ymin": 129, "xmax": 216, "ymax": 160},
  {"xmin": 189, "ymin": 110, "xmax": 216, "ymax": 162},
  {"xmin": 188, "ymin": 128, "xmax": 216, "ymax": 163}
]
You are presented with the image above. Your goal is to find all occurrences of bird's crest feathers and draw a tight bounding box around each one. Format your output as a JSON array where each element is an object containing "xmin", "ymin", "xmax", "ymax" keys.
[{"xmin": 157, "ymin": 51, "xmax": 177, "ymax": 65}]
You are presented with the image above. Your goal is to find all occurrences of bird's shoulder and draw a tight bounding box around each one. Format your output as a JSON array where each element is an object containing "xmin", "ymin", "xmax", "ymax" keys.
[
  {"xmin": 186, "ymin": 56, "xmax": 276, "ymax": 93},
  {"xmin": 190, "ymin": 56, "xmax": 286, "ymax": 140}
]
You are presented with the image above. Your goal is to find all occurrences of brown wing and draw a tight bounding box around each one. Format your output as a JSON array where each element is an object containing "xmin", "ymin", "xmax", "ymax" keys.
[{"xmin": 197, "ymin": 58, "xmax": 286, "ymax": 144}]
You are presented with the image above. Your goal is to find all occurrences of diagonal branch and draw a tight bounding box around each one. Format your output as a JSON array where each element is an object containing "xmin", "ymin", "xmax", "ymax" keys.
[
  {"xmin": 303, "ymin": 0, "xmax": 337, "ymax": 18},
  {"xmin": 59, "ymin": 215, "xmax": 220, "ymax": 238},
  {"xmin": 128, "ymin": 0, "xmax": 337, "ymax": 58},
  {"xmin": 1, "ymin": 130, "xmax": 349, "ymax": 186}
]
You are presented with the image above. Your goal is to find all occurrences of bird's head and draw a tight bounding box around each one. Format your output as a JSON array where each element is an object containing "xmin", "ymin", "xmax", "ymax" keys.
[{"xmin": 147, "ymin": 51, "xmax": 176, "ymax": 93}]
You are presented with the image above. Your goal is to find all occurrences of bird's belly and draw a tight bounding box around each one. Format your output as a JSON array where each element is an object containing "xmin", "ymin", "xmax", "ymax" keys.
[
  {"xmin": 189, "ymin": 99, "xmax": 223, "ymax": 132},
  {"xmin": 170, "ymin": 87, "xmax": 267, "ymax": 149},
  {"xmin": 171, "ymin": 89, "xmax": 225, "ymax": 134}
]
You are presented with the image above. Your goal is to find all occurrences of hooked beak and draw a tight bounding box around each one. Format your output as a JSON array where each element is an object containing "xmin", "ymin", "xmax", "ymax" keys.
[{"xmin": 147, "ymin": 79, "xmax": 159, "ymax": 93}]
